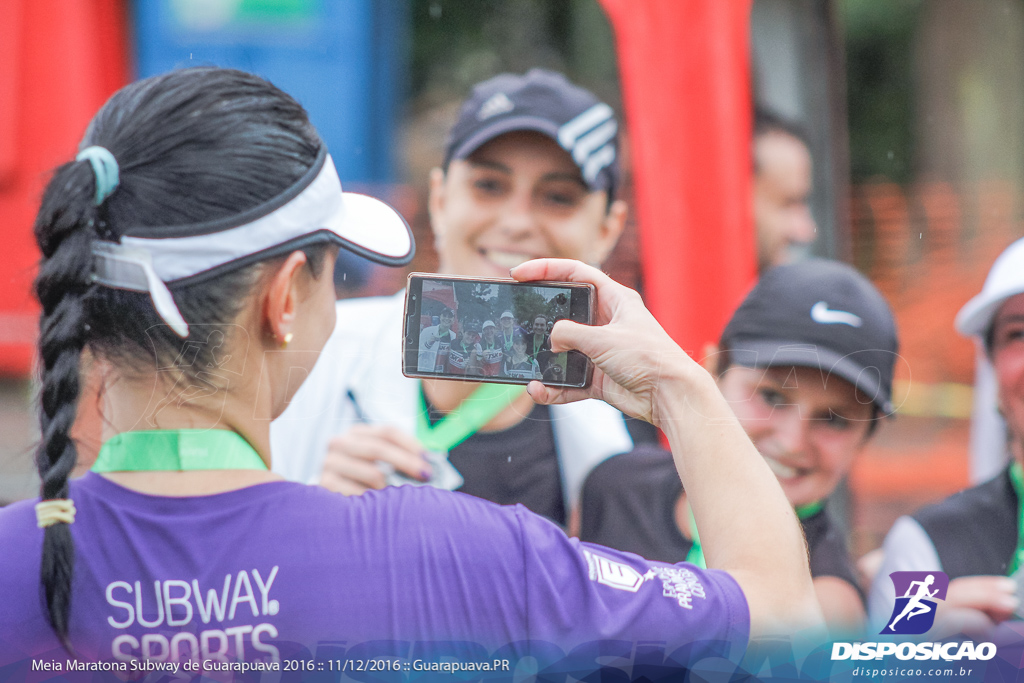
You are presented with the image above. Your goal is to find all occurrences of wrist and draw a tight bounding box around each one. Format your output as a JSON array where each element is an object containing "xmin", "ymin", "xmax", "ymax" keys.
[{"xmin": 650, "ymin": 360, "xmax": 724, "ymax": 434}]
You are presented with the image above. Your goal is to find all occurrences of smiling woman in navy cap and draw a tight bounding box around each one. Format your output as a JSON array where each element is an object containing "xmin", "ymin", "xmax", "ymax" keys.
[
  {"xmin": 271, "ymin": 70, "xmax": 634, "ymax": 527},
  {"xmin": 579, "ymin": 259, "xmax": 900, "ymax": 636}
]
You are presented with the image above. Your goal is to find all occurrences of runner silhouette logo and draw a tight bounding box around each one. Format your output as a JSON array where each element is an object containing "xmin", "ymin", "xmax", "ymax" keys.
[{"xmin": 882, "ymin": 571, "xmax": 950, "ymax": 635}]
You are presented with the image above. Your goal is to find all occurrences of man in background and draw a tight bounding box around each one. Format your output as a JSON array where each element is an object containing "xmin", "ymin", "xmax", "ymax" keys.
[
  {"xmin": 529, "ymin": 314, "xmax": 552, "ymax": 368},
  {"xmin": 753, "ymin": 108, "xmax": 818, "ymax": 272}
]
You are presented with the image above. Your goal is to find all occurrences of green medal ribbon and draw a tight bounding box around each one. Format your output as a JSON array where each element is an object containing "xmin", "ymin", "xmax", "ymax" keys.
[
  {"xmin": 685, "ymin": 499, "xmax": 824, "ymax": 569},
  {"xmin": 91, "ymin": 429, "xmax": 268, "ymax": 472},
  {"xmin": 416, "ymin": 382, "xmax": 527, "ymax": 453},
  {"xmin": 1007, "ymin": 462, "xmax": 1024, "ymax": 575}
]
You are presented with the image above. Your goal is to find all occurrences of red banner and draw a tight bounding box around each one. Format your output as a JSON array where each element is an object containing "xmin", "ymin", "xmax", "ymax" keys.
[
  {"xmin": 0, "ymin": 0, "xmax": 129, "ymax": 375},
  {"xmin": 599, "ymin": 0, "xmax": 756, "ymax": 356}
]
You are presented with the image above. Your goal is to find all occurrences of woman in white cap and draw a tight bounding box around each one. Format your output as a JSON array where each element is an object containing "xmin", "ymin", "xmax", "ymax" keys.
[
  {"xmin": 0, "ymin": 67, "xmax": 821, "ymax": 669},
  {"xmin": 868, "ymin": 237, "xmax": 1024, "ymax": 635},
  {"xmin": 479, "ymin": 319, "xmax": 503, "ymax": 376},
  {"xmin": 498, "ymin": 309, "xmax": 518, "ymax": 351}
]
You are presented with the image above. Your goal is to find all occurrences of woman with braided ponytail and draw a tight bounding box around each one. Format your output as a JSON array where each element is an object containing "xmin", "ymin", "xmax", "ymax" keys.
[{"xmin": 0, "ymin": 67, "xmax": 820, "ymax": 673}]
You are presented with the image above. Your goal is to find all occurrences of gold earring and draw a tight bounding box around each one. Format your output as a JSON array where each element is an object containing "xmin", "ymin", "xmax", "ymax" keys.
[{"xmin": 282, "ymin": 332, "xmax": 294, "ymax": 348}]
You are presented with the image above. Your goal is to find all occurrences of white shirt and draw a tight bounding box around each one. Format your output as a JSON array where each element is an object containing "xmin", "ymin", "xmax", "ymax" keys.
[{"xmin": 417, "ymin": 324, "xmax": 454, "ymax": 372}]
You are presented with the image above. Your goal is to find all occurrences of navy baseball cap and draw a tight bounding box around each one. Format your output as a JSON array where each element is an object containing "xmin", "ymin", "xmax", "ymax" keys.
[
  {"xmin": 720, "ymin": 259, "xmax": 899, "ymax": 415},
  {"xmin": 443, "ymin": 69, "xmax": 620, "ymax": 195}
]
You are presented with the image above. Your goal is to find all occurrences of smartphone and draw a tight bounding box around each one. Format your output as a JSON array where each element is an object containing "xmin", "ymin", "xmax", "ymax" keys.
[{"xmin": 403, "ymin": 273, "xmax": 596, "ymax": 388}]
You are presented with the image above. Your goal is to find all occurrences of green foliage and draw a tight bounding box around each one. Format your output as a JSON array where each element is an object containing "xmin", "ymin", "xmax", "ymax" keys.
[
  {"xmin": 409, "ymin": 0, "xmax": 619, "ymax": 106},
  {"xmin": 842, "ymin": 0, "xmax": 923, "ymax": 183},
  {"xmin": 512, "ymin": 287, "xmax": 550, "ymax": 328}
]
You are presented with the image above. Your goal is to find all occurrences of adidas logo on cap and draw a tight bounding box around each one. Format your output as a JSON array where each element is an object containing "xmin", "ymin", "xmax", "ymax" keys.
[{"xmin": 477, "ymin": 93, "xmax": 514, "ymax": 121}]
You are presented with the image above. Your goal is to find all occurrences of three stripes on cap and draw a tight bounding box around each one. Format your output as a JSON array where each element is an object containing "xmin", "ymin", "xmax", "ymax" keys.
[{"xmin": 557, "ymin": 103, "xmax": 617, "ymax": 185}]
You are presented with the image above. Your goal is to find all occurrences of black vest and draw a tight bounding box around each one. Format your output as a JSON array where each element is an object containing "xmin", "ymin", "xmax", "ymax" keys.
[
  {"xmin": 579, "ymin": 445, "xmax": 864, "ymax": 601},
  {"xmin": 912, "ymin": 466, "xmax": 1018, "ymax": 579}
]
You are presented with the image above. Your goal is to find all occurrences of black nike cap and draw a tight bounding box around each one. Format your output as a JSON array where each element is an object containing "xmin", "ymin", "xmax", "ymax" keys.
[{"xmin": 720, "ymin": 259, "xmax": 899, "ymax": 415}]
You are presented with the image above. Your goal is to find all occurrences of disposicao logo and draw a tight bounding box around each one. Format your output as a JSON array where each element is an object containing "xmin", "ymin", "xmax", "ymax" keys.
[
  {"xmin": 830, "ymin": 571, "xmax": 997, "ymax": 664},
  {"xmin": 882, "ymin": 571, "xmax": 949, "ymax": 635}
]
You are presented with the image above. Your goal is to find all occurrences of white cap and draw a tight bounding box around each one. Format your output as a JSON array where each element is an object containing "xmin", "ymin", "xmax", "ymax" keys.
[
  {"xmin": 482, "ymin": 320, "xmax": 496, "ymax": 329},
  {"xmin": 91, "ymin": 148, "xmax": 413, "ymax": 337},
  {"xmin": 956, "ymin": 237, "xmax": 1024, "ymax": 337},
  {"xmin": 500, "ymin": 310, "xmax": 514, "ymax": 319}
]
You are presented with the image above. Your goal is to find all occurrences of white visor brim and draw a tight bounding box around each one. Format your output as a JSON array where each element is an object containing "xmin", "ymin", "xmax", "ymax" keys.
[
  {"xmin": 91, "ymin": 151, "xmax": 414, "ymax": 337},
  {"xmin": 118, "ymin": 154, "xmax": 413, "ymax": 284}
]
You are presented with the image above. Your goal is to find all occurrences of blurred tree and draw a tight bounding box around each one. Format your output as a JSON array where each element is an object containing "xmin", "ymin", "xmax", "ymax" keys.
[
  {"xmin": 409, "ymin": 0, "xmax": 619, "ymax": 108},
  {"xmin": 512, "ymin": 288, "xmax": 550, "ymax": 328},
  {"xmin": 841, "ymin": 0, "xmax": 921, "ymax": 183},
  {"xmin": 915, "ymin": 0, "xmax": 1024, "ymax": 196}
]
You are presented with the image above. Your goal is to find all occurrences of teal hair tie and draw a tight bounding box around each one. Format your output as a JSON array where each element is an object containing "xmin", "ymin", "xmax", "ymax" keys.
[{"xmin": 76, "ymin": 146, "xmax": 120, "ymax": 205}]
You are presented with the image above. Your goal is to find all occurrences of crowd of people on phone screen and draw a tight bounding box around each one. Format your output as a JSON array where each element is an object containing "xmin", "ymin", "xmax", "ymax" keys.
[{"xmin": 419, "ymin": 307, "xmax": 565, "ymax": 380}]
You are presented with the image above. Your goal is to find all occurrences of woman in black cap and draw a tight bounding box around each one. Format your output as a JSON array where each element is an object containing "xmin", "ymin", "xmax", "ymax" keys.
[
  {"xmin": 579, "ymin": 259, "xmax": 900, "ymax": 636},
  {"xmin": 504, "ymin": 329, "xmax": 542, "ymax": 380}
]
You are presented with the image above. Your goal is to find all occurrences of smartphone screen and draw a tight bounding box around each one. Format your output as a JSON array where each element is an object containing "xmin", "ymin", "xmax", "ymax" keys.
[{"xmin": 403, "ymin": 273, "xmax": 595, "ymax": 388}]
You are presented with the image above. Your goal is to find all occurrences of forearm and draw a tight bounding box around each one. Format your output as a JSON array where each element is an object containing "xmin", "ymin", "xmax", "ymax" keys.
[
  {"xmin": 654, "ymin": 361, "xmax": 821, "ymax": 635},
  {"xmin": 506, "ymin": 258, "xmax": 822, "ymax": 634}
]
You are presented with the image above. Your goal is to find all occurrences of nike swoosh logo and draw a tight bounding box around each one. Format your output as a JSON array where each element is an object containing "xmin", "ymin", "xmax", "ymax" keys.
[{"xmin": 810, "ymin": 301, "xmax": 863, "ymax": 327}]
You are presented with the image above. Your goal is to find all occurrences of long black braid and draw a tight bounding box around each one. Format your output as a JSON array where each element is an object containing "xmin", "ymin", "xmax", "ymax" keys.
[{"xmin": 31, "ymin": 67, "xmax": 326, "ymax": 650}]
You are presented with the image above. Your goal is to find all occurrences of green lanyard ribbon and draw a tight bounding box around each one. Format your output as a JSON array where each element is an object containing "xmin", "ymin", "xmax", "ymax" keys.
[
  {"xmin": 416, "ymin": 382, "xmax": 527, "ymax": 453},
  {"xmin": 91, "ymin": 429, "xmax": 267, "ymax": 472},
  {"xmin": 685, "ymin": 500, "xmax": 824, "ymax": 569},
  {"xmin": 1007, "ymin": 462, "xmax": 1024, "ymax": 575}
]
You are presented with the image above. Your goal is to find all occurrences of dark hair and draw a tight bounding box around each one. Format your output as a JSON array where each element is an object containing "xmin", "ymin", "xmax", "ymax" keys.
[
  {"xmin": 753, "ymin": 107, "xmax": 810, "ymax": 174},
  {"xmin": 753, "ymin": 107, "xmax": 809, "ymax": 145},
  {"xmin": 33, "ymin": 67, "xmax": 327, "ymax": 651},
  {"xmin": 542, "ymin": 364, "xmax": 564, "ymax": 381},
  {"xmin": 985, "ymin": 324, "xmax": 998, "ymax": 359}
]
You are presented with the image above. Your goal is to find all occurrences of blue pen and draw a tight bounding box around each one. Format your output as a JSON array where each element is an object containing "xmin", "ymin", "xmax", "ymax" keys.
[{"xmin": 346, "ymin": 389, "xmax": 368, "ymax": 423}]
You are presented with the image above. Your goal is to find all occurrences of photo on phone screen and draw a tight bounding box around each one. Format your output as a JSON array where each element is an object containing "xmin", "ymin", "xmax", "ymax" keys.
[{"xmin": 403, "ymin": 274, "xmax": 595, "ymax": 388}]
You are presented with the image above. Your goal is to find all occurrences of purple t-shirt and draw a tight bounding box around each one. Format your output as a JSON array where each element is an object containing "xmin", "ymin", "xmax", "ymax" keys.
[{"xmin": 0, "ymin": 473, "xmax": 748, "ymax": 676}]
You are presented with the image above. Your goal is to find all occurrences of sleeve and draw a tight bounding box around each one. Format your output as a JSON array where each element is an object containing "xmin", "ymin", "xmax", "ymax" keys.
[
  {"xmin": 867, "ymin": 516, "xmax": 943, "ymax": 632},
  {"xmin": 514, "ymin": 505, "xmax": 750, "ymax": 667},
  {"xmin": 804, "ymin": 513, "xmax": 865, "ymax": 603}
]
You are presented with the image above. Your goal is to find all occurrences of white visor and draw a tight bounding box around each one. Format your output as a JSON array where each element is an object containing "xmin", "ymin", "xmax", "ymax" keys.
[{"xmin": 91, "ymin": 150, "xmax": 414, "ymax": 337}]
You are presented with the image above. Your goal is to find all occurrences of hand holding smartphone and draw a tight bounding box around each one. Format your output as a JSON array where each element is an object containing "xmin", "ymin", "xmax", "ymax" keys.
[{"xmin": 403, "ymin": 273, "xmax": 596, "ymax": 388}]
